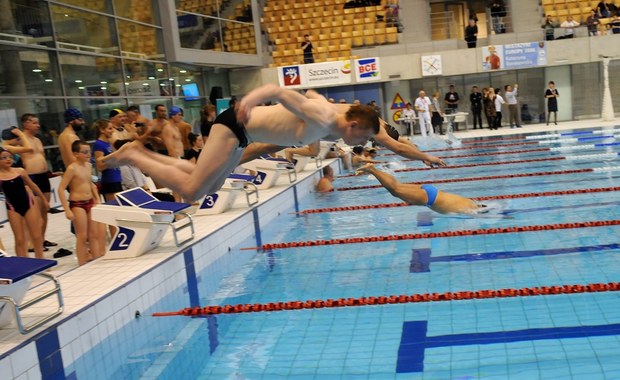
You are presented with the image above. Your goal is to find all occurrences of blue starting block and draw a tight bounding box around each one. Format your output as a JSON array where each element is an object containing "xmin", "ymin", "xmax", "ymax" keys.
[
  {"xmin": 0, "ymin": 252, "xmax": 63, "ymax": 334},
  {"xmin": 195, "ymin": 173, "xmax": 259, "ymax": 215},
  {"xmin": 91, "ymin": 187, "xmax": 195, "ymax": 259}
]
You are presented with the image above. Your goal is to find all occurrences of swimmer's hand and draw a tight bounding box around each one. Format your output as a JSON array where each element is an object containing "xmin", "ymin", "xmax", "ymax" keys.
[
  {"xmin": 355, "ymin": 163, "xmax": 375, "ymax": 175},
  {"xmin": 423, "ymin": 156, "xmax": 447, "ymax": 168}
]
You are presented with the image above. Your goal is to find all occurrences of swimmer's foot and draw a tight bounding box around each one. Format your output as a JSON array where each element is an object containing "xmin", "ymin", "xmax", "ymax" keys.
[
  {"xmin": 105, "ymin": 140, "xmax": 146, "ymax": 167},
  {"xmin": 355, "ymin": 163, "xmax": 375, "ymax": 175}
]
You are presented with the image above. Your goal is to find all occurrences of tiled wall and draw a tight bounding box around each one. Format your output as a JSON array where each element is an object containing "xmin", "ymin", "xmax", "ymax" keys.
[{"xmin": 0, "ymin": 161, "xmax": 333, "ymax": 379}]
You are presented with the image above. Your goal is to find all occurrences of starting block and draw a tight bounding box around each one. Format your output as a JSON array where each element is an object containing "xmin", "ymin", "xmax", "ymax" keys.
[
  {"xmin": 91, "ymin": 188, "xmax": 195, "ymax": 259},
  {"xmin": 242, "ymin": 157, "xmax": 297, "ymax": 189},
  {"xmin": 195, "ymin": 174, "xmax": 260, "ymax": 215},
  {"xmin": 0, "ymin": 253, "xmax": 63, "ymax": 334}
]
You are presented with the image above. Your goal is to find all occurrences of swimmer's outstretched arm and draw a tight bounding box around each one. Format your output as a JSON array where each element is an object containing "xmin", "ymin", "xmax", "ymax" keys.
[
  {"xmin": 356, "ymin": 163, "xmax": 425, "ymax": 205},
  {"xmin": 375, "ymin": 120, "xmax": 446, "ymax": 167},
  {"xmin": 284, "ymin": 141, "xmax": 320, "ymax": 162},
  {"xmin": 238, "ymin": 83, "xmax": 333, "ymax": 128}
]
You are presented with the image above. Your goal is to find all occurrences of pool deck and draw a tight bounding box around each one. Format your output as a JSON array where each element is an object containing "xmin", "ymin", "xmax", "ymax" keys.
[{"xmin": 0, "ymin": 118, "xmax": 617, "ymax": 378}]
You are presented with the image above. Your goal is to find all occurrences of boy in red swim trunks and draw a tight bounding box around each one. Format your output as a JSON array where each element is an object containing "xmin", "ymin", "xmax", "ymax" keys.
[{"xmin": 58, "ymin": 140, "xmax": 106, "ymax": 265}]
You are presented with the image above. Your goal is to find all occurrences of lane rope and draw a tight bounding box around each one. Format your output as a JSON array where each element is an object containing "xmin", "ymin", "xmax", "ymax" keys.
[
  {"xmin": 296, "ymin": 186, "xmax": 620, "ymax": 215},
  {"xmin": 381, "ymin": 141, "xmax": 540, "ymax": 155},
  {"xmin": 257, "ymin": 220, "xmax": 620, "ymax": 251},
  {"xmin": 337, "ymin": 156, "xmax": 566, "ymax": 178},
  {"xmin": 152, "ymin": 282, "xmax": 620, "ymax": 317},
  {"xmin": 337, "ymin": 168, "xmax": 595, "ymax": 191}
]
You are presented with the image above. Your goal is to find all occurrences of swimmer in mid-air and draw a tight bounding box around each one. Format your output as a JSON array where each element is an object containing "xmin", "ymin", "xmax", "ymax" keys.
[
  {"xmin": 355, "ymin": 163, "xmax": 484, "ymax": 214},
  {"xmin": 104, "ymin": 84, "xmax": 446, "ymax": 201}
]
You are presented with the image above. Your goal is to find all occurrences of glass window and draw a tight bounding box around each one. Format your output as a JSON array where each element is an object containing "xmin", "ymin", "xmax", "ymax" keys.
[
  {"xmin": 177, "ymin": 13, "xmax": 226, "ymax": 51},
  {"xmin": 177, "ymin": 0, "xmax": 217, "ymax": 17},
  {"xmin": 59, "ymin": 52, "xmax": 125, "ymax": 98},
  {"xmin": 124, "ymin": 60, "xmax": 172, "ymax": 97},
  {"xmin": 0, "ymin": 0, "xmax": 54, "ymax": 47},
  {"xmin": 51, "ymin": 5, "xmax": 119, "ymax": 54},
  {"xmin": 117, "ymin": 20, "xmax": 164, "ymax": 60},
  {"xmin": 571, "ymin": 63, "xmax": 600, "ymax": 119},
  {"xmin": 114, "ymin": 0, "xmax": 160, "ymax": 25},
  {"xmin": 514, "ymin": 68, "xmax": 545, "ymax": 124},
  {"xmin": 218, "ymin": 0, "xmax": 253, "ymax": 22},
  {"xmin": 222, "ymin": 21, "xmax": 257, "ymax": 54},
  {"xmin": 56, "ymin": 0, "xmax": 113, "ymax": 14},
  {"xmin": 0, "ymin": 46, "xmax": 62, "ymax": 96}
]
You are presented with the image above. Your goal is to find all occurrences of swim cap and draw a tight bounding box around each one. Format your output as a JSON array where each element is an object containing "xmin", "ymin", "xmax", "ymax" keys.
[
  {"xmin": 1, "ymin": 126, "xmax": 18, "ymax": 141},
  {"xmin": 64, "ymin": 108, "xmax": 83, "ymax": 124},
  {"xmin": 169, "ymin": 106, "xmax": 183, "ymax": 117},
  {"xmin": 109, "ymin": 108, "xmax": 125, "ymax": 118}
]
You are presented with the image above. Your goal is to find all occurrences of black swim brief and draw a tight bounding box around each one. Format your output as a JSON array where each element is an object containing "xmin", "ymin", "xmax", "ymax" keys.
[
  {"xmin": 29, "ymin": 172, "xmax": 51, "ymax": 194},
  {"xmin": 213, "ymin": 107, "xmax": 249, "ymax": 148}
]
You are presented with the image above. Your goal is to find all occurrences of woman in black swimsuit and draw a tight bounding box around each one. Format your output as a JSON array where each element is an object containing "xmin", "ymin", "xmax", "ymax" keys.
[{"xmin": 0, "ymin": 148, "xmax": 47, "ymax": 258}]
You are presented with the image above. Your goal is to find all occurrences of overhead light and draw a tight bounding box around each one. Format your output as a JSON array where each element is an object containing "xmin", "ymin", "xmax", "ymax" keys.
[
  {"xmin": 100, "ymin": 81, "xmax": 107, "ymax": 84},
  {"xmin": 169, "ymin": 78, "xmax": 174, "ymax": 81},
  {"xmin": 78, "ymin": 86, "xmax": 85, "ymax": 89},
  {"xmin": 175, "ymin": 84, "xmax": 181, "ymax": 87},
  {"xmin": 126, "ymin": 75, "xmax": 131, "ymax": 78},
  {"xmin": 159, "ymin": 83, "xmax": 166, "ymax": 86},
  {"xmin": 125, "ymin": 82, "xmax": 130, "ymax": 85},
  {"xmin": 179, "ymin": 70, "xmax": 187, "ymax": 73},
  {"xmin": 64, "ymin": 14, "xmax": 69, "ymax": 17},
  {"xmin": 148, "ymin": 76, "xmax": 155, "ymax": 80},
  {"xmin": 142, "ymin": 83, "xmax": 149, "ymax": 86},
  {"xmin": 185, "ymin": 79, "xmax": 191, "ymax": 82},
  {"xmin": 75, "ymin": 80, "xmax": 82, "ymax": 83},
  {"xmin": 157, "ymin": 68, "xmax": 163, "ymax": 72},
  {"xmin": 100, "ymin": 86, "xmax": 107, "ymax": 90},
  {"xmin": 44, "ymin": 79, "xmax": 53, "ymax": 82},
  {"xmin": 32, "ymin": 69, "xmax": 42, "ymax": 73}
]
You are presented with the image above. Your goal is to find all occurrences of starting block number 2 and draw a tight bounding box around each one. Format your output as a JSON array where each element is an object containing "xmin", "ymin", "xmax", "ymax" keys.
[{"xmin": 110, "ymin": 227, "xmax": 135, "ymax": 251}]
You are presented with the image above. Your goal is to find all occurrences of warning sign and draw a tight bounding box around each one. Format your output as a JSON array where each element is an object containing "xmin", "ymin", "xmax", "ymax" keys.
[{"xmin": 391, "ymin": 93, "xmax": 406, "ymax": 109}]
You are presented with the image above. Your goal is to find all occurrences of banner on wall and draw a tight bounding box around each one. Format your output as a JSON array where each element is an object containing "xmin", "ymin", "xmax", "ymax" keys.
[
  {"xmin": 354, "ymin": 57, "xmax": 381, "ymax": 82},
  {"xmin": 277, "ymin": 60, "xmax": 352, "ymax": 89},
  {"xmin": 482, "ymin": 42, "xmax": 547, "ymax": 71}
]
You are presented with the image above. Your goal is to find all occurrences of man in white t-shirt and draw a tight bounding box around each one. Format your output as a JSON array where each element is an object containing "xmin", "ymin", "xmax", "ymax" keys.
[
  {"xmin": 400, "ymin": 102, "xmax": 416, "ymax": 135},
  {"xmin": 414, "ymin": 90, "xmax": 433, "ymax": 137}
]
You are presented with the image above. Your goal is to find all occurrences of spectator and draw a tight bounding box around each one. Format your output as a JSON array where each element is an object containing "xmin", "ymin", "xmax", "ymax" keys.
[
  {"xmin": 414, "ymin": 90, "xmax": 433, "ymax": 137},
  {"xmin": 542, "ymin": 14, "xmax": 557, "ymax": 40},
  {"xmin": 489, "ymin": 0, "xmax": 506, "ymax": 34},
  {"xmin": 431, "ymin": 91, "xmax": 444, "ymax": 135},
  {"xmin": 559, "ymin": 15, "xmax": 579, "ymax": 39},
  {"xmin": 611, "ymin": 13, "xmax": 620, "ymax": 34},
  {"xmin": 504, "ymin": 84, "xmax": 521, "ymax": 128},
  {"xmin": 465, "ymin": 19, "xmax": 478, "ymax": 48},
  {"xmin": 485, "ymin": 88, "xmax": 497, "ymax": 130},
  {"xmin": 401, "ymin": 102, "xmax": 415, "ymax": 135},
  {"xmin": 444, "ymin": 85, "xmax": 460, "ymax": 129},
  {"xmin": 57, "ymin": 140, "xmax": 105, "ymax": 266},
  {"xmin": 169, "ymin": 106, "xmax": 192, "ymax": 154},
  {"xmin": 184, "ymin": 133, "xmax": 203, "ymax": 164},
  {"xmin": 545, "ymin": 81, "xmax": 559, "ymax": 126},
  {"xmin": 200, "ymin": 104, "xmax": 216, "ymax": 144},
  {"xmin": 494, "ymin": 87, "xmax": 505, "ymax": 129},
  {"xmin": 587, "ymin": 9, "xmax": 600, "ymax": 36},
  {"xmin": 301, "ymin": 34, "xmax": 314, "ymax": 64},
  {"xmin": 469, "ymin": 86, "xmax": 483, "ymax": 130},
  {"xmin": 597, "ymin": 1, "xmax": 610, "ymax": 18}
]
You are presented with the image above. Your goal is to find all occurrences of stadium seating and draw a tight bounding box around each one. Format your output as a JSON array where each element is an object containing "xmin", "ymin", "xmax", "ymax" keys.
[{"xmin": 262, "ymin": 0, "xmax": 398, "ymax": 67}]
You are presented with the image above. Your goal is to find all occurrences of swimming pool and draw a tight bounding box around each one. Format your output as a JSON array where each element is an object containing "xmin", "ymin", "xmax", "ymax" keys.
[{"xmin": 68, "ymin": 127, "xmax": 620, "ymax": 379}]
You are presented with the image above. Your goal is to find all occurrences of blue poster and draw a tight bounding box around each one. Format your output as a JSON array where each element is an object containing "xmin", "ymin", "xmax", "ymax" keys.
[{"xmin": 503, "ymin": 42, "xmax": 547, "ymax": 69}]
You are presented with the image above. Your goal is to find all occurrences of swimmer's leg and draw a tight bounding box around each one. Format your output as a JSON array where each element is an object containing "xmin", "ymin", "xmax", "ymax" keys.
[{"xmin": 239, "ymin": 143, "xmax": 287, "ymax": 164}]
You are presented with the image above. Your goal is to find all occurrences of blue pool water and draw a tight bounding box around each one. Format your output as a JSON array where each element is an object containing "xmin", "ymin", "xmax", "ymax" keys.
[{"xmin": 70, "ymin": 128, "xmax": 620, "ymax": 379}]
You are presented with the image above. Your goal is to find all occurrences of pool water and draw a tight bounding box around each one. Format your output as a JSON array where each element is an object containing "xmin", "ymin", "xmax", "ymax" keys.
[{"xmin": 70, "ymin": 128, "xmax": 620, "ymax": 379}]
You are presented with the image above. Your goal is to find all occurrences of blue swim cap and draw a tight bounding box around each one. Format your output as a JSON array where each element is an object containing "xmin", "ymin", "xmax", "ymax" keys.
[
  {"xmin": 1, "ymin": 126, "xmax": 18, "ymax": 141},
  {"xmin": 169, "ymin": 106, "xmax": 183, "ymax": 117},
  {"xmin": 64, "ymin": 108, "xmax": 84, "ymax": 124}
]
